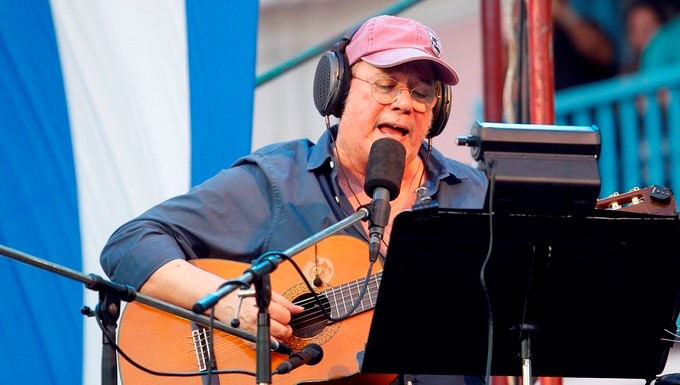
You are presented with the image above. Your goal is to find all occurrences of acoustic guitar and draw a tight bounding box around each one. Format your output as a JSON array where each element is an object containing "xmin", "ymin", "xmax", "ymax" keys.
[
  {"xmin": 117, "ymin": 234, "xmax": 396, "ymax": 385},
  {"xmin": 119, "ymin": 186, "xmax": 678, "ymax": 384}
]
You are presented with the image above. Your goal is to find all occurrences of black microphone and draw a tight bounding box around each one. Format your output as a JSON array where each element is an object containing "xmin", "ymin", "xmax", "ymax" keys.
[
  {"xmin": 275, "ymin": 343, "xmax": 324, "ymax": 374},
  {"xmin": 363, "ymin": 138, "xmax": 406, "ymax": 262}
]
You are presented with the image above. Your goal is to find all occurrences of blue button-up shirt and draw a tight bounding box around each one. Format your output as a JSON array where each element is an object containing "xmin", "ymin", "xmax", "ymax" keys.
[{"xmin": 101, "ymin": 129, "xmax": 487, "ymax": 287}]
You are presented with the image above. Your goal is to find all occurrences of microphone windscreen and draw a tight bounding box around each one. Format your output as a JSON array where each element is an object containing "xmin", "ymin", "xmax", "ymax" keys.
[
  {"xmin": 304, "ymin": 343, "xmax": 324, "ymax": 366},
  {"xmin": 364, "ymin": 138, "xmax": 406, "ymax": 199}
]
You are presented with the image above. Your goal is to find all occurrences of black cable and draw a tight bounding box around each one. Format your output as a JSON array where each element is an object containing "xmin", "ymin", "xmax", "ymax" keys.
[
  {"xmin": 93, "ymin": 306, "xmax": 256, "ymax": 379},
  {"xmin": 480, "ymin": 162, "xmax": 497, "ymax": 385}
]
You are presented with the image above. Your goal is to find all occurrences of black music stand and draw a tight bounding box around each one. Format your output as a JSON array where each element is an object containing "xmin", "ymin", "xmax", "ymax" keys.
[{"xmin": 361, "ymin": 207, "xmax": 680, "ymax": 382}]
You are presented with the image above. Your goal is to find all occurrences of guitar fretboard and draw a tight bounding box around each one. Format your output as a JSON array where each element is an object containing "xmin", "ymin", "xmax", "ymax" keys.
[{"xmin": 324, "ymin": 271, "xmax": 382, "ymax": 318}]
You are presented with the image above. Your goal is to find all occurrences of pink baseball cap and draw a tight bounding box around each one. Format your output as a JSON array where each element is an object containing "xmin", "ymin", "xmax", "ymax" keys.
[{"xmin": 345, "ymin": 15, "xmax": 459, "ymax": 85}]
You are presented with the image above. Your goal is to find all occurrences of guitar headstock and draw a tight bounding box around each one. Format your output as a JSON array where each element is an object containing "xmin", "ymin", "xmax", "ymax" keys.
[{"xmin": 596, "ymin": 185, "xmax": 678, "ymax": 217}]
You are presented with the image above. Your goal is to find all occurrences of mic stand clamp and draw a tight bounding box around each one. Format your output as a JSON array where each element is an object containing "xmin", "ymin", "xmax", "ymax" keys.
[
  {"xmin": 83, "ymin": 274, "xmax": 138, "ymax": 385},
  {"xmin": 361, "ymin": 191, "xmax": 390, "ymax": 264}
]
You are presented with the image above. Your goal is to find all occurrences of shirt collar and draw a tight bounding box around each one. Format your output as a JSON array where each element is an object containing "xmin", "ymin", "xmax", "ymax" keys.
[
  {"xmin": 307, "ymin": 127, "xmax": 469, "ymax": 184},
  {"xmin": 308, "ymin": 129, "xmax": 335, "ymax": 172}
]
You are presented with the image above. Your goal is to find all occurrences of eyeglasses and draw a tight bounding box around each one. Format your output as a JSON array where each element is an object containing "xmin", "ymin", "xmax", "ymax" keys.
[{"xmin": 352, "ymin": 76, "xmax": 439, "ymax": 113}]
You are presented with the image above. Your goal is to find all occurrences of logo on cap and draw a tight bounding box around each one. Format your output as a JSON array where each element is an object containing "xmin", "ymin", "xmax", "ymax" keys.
[{"xmin": 427, "ymin": 29, "xmax": 442, "ymax": 57}]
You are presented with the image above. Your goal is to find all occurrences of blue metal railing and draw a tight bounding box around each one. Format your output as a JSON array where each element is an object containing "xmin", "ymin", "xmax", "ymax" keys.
[{"xmin": 555, "ymin": 65, "xmax": 680, "ymax": 198}]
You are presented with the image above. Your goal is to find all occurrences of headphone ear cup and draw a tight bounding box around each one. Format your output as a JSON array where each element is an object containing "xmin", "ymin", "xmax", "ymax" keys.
[
  {"xmin": 313, "ymin": 52, "xmax": 340, "ymax": 117},
  {"xmin": 314, "ymin": 24, "xmax": 360, "ymax": 119},
  {"xmin": 313, "ymin": 46, "xmax": 350, "ymax": 118},
  {"xmin": 427, "ymin": 82, "xmax": 452, "ymax": 138}
]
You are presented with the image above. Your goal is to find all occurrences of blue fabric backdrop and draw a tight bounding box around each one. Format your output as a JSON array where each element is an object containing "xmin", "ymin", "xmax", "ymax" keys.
[{"xmin": 0, "ymin": 1, "xmax": 257, "ymax": 384}]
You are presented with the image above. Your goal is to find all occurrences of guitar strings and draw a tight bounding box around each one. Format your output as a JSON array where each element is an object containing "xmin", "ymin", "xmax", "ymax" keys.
[{"xmin": 288, "ymin": 271, "xmax": 383, "ymax": 332}]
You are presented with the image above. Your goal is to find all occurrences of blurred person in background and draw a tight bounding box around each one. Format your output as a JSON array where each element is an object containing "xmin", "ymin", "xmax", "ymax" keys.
[
  {"xmin": 552, "ymin": 0, "xmax": 618, "ymax": 90},
  {"xmin": 621, "ymin": 0, "xmax": 680, "ymax": 84}
]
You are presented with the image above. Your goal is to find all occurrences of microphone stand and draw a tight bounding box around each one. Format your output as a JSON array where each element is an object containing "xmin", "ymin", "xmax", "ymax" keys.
[
  {"xmin": 0, "ymin": 244, "xmax": 290, "ymax": 385},
  {"xmin": 255, "ymin": 274, "xmax": 272, "ymax": 385},
  {"xmin": 193, "ymin": 207, "xmax": 371, "ymax": 384}
]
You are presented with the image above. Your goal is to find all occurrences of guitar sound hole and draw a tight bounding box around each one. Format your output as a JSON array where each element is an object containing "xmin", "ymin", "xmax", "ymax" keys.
[{"xmin": 290, "ymin": 293, "xmax": 330, "ymax": 338}]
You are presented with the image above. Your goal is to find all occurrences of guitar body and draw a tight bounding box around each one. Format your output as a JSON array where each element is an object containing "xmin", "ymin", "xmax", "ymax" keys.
[{"xmin": 117, "ymin": 235, "xmax": 396, "ymax": 385}]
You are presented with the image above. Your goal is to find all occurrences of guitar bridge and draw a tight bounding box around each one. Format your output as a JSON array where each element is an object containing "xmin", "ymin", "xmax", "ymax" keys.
[{"xmin": 192, "ymin": 324, "xmax": 216, "ymax": 372}]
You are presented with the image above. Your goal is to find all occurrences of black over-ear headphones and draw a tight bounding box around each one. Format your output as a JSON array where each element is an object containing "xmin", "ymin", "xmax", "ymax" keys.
[{"xmin": 312, "ymin": 24, "xmax": 452, "ymax": 139}]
